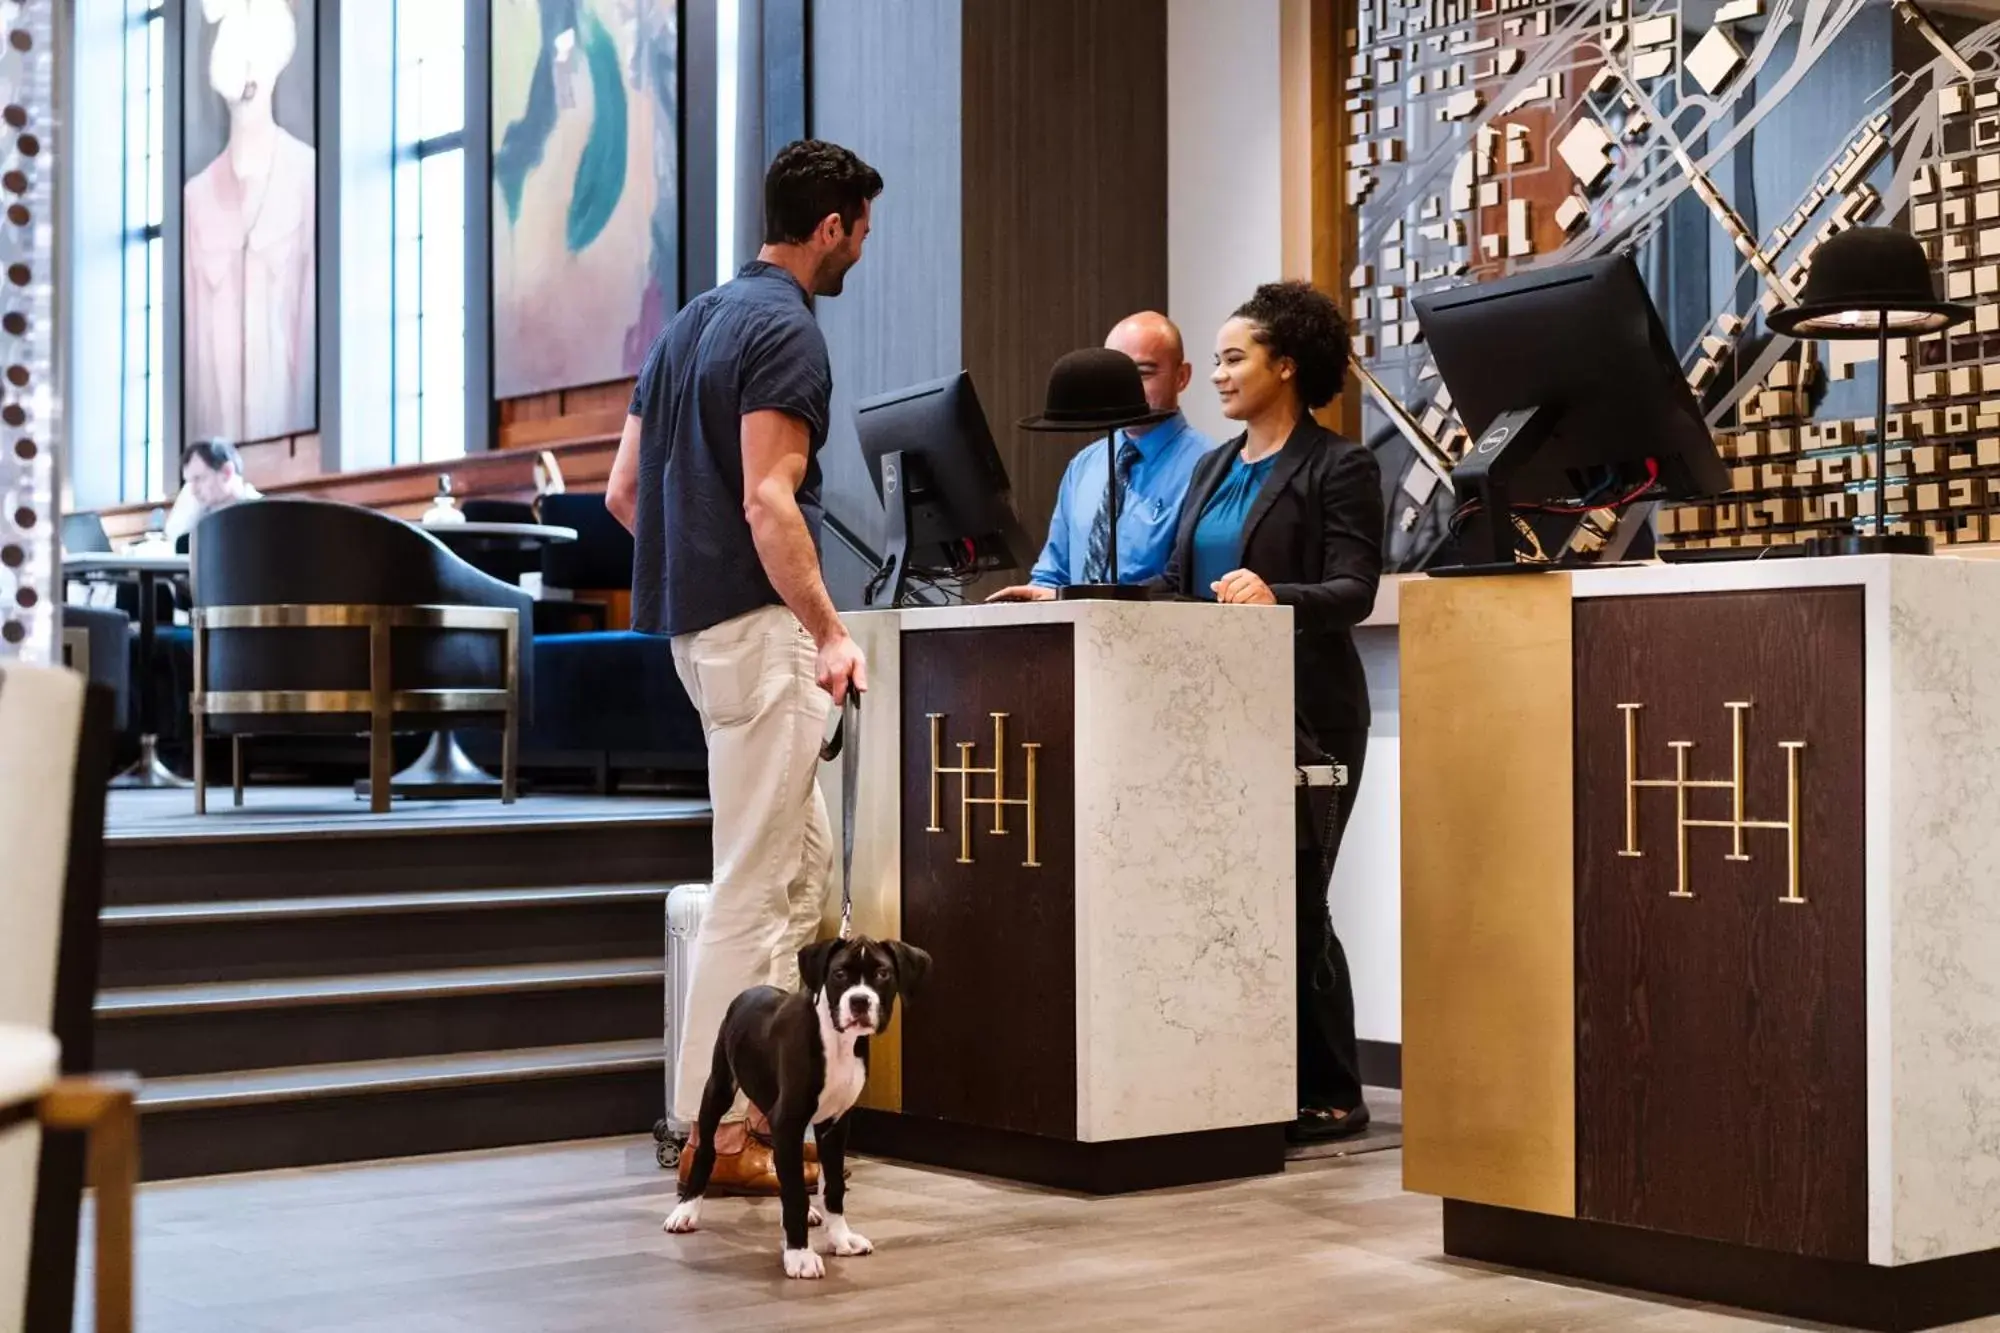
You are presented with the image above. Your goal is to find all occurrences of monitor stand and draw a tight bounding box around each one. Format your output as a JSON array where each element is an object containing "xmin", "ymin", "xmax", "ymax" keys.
[
  {"xmin": 1445, "ymin": 403, "xmax": 1557, "ymax": 572},
  {"xmin": 866, "ymin": 450, "xmax": 912, "ymax": 610}
]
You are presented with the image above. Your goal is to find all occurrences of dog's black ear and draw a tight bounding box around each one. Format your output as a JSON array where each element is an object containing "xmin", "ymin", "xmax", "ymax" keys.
[
  {"xmin": 884, "ymin": 941, "xmax": 932, "ymax": 997},
  {"xmin": 798, "ymin": 939, "xmax": 841, "ymax": 996}
]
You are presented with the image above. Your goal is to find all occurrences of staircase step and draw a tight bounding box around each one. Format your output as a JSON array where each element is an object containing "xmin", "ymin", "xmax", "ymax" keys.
[
  {"xmin": 103, "ymin": 810, "xmax": 711, "ymax": 906},
  {"xmin": 99, "ymin": 886, "xmax": 670, "ymax": 987},
  {"xmin": 97, "ymin": 960, "xmax": 665, "ymax": 1078},
  {"xmin": 138, "ymin": 1038, "xmax": 665, "ymax": 1111},
  {"xmin": 102, "ymin": 883, "xmax": 666, "ymax": 927},
  {"xmin": 99, "ymin": 957, "xmax": 664, "ymax": 1015},
  {"xmin": 133, "ymin": 1040, "xmax": 666, "ymax": 1180}
]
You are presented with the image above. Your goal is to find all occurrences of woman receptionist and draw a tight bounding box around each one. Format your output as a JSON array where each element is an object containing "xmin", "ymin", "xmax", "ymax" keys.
[{"xmin": 1147, "ymin": 280, "xmax": 1384, "ymax": 1140}]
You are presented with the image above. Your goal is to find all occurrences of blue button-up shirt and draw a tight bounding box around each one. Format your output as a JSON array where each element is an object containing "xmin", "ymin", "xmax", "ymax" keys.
[{"xmin": 1028, "ymin": 413, "xmax": 1214, "ymax": 587}]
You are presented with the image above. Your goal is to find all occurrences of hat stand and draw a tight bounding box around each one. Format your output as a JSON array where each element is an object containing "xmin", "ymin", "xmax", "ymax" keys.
[
  {"xmin": 1810, "ymin": 313, "xmax": 1933, "ymax": 558},
  {"xmin": 1059, "ymin": 415, "xmax": 1156, "ymax": 602}
]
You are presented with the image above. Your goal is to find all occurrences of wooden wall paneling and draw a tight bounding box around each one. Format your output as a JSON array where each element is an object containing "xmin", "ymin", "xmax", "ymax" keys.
[
  {"xmin": 497, "ymin": 409, "xmax": 629, "ymax": 452},
  {"xmin": 899, "ymin": 624, "xmax": 1077, "ymax": 1140},
  {"xmin": 1285, "ymin": 0, "xmax": 1357, "ymax": 438},
  {"xmin": 560, "ymin": 382, "xmax": 638, "ymax": 417},
  {"xmin": 1573, "ymin": 588, "xmax": 1868, "ymax": 1261},
  {"xmin": 961, "ymin": 0, "xmax": 1169, "ymax": 557},
  {"xmin": 1400, "ymin": 572, "xmax": 1576, "ymax": 1217}
]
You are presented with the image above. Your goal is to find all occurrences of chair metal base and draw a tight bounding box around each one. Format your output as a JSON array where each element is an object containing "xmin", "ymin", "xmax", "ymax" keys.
[
  {"xmin": 353, "ymin": 731, "xmax": 506, "ymax": 802},
  {"xmin": 110, "ymin": 735, "xmax": 192, "ymax": 789}
]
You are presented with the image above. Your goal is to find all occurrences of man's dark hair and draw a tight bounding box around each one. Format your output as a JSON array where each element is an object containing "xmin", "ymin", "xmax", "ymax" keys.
[
  {"xmin": 181, "ymin": 438, "xmax": 241, "ymax": 474},
  {"xmin": 763, "ymin": 139, "xmax": 883, "ymax": 245},
  {"xmin": 1233, "ymin": 280, "xmax": 1351, "ymax": 409}
]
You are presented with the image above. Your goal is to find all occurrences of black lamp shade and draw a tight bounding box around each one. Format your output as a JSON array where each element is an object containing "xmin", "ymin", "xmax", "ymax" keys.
[
  {"xmin": 1019, "ymin": 347, "xmax": 1175, "ymax": 433},
  {"xmin": 1766, "ymin": 226, "xmax": 1972, "ymax": 338}
]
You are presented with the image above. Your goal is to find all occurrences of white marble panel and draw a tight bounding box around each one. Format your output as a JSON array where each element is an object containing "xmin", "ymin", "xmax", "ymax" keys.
[
  {"xmin": 1884, "ymin": 558, "xmax": 2000, "ymax": 1262},
  {"xmin": 1068, "ymin": 603, "xmax": 1296, "ymax": 1142}
]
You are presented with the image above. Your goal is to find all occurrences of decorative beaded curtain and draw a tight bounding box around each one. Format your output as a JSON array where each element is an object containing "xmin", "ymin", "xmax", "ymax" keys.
[{"xmin": 0, "ymin": 0, "xmax": 54, "ymax": 663}]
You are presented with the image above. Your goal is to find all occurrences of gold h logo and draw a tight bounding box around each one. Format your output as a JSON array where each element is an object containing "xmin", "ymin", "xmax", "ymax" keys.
[
  {"xmin": 926, "ymin": 712, "xmax": 1041, "ymax": 867},
  {"xmin": 1618, "ymin": 702, "xmax": 1807, "ymax": 904}
]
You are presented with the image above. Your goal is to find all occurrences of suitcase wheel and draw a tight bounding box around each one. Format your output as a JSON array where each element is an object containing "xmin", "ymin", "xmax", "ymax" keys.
[{"xmin": 653, "ymin": 1118, "xmax": 686, "ymax": 1169}]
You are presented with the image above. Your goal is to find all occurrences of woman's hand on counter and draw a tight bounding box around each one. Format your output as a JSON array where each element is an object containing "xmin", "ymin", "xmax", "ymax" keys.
[{"xmin": 1212, "ymin": 569, "xmax": 1276, "ymax": 605}]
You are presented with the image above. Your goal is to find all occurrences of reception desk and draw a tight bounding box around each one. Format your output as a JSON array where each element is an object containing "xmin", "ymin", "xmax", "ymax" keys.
[
  {"xmin": 823, "ymin": 600, "xmax": 1296, "ymax": 1193},
  {"xmin": 1402, "ymin": 556, "xmax": 2000, "ymax": 1331}
]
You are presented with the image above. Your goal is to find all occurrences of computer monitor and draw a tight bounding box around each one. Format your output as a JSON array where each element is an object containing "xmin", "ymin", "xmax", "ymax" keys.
[
  {"xmin": 856, "ymin": 370, "xmax": 1033, "ymax": 607},
  {"xmin": 1412, "ymin": 252, "xmax": 1729, "ymax": 568}
]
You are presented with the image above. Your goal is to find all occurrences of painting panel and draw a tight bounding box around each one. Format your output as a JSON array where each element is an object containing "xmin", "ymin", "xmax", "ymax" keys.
[
  {"xmin": 492, "ymin": 0, "xmax": 679, "ymax": 400},
  {"xmin": 182, "ymin": 0, "xmax": 319, "ymax": 445}
]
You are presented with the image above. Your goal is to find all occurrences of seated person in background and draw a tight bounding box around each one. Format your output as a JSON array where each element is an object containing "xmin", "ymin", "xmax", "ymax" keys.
[
  {"xmin": 988, "ymin": 311, "xmax": 1213, "ymax": 600},
  {"xmin": 1148, "ymin": 281, "xmax": 1384, "ymax": 1141},
  {"xmin": 165, "ymin": 438, "xmax": 262, "ymax": 545}
]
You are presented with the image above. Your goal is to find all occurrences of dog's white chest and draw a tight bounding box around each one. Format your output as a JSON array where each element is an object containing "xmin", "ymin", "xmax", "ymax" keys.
[
  {"xmin": 812, "ymin": 1032, "xmax": 868, "ymax": 1112},
  {"xmin": 815, "ymin": 1031, "xmax": 867, "ymax": 1125}
]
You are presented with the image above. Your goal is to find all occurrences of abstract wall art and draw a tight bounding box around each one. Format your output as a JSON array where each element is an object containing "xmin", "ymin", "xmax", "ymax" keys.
[
  {"xmin": 491, "ymin": 0, "xmax": 679, "ymax": 400},
  {"xmin": 182, "ymin": 0, "xmax": 318, "ymax": 446}
]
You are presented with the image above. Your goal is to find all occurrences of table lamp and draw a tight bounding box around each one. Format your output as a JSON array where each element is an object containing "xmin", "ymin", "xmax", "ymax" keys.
[
  {"xmin": 1767, "ymin": 226, "xmax": 1972, "ymax": 556},
  {"xmin": 1018, "ymin": 348, "xmax": 1174, "ymax": 600}
]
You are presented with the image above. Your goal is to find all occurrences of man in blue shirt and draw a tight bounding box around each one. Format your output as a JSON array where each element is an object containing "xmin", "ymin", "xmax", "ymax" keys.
[
  {"xmin": 989, "ymin": 312, "xmax": 1213, "ymax": 601},
  {"xmin": 606, "ymin": 140, "xmax": 879, "ymax": 1205}
]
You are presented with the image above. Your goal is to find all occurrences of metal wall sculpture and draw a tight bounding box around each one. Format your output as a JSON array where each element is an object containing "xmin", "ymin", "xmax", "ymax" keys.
[
  {"xmin": 0, "ymin": 0, "xmax": 56, "ymax": 665},
  {"xmin": 1348, "ymin": 0, "xmax": 2000, "ymax": 567}
]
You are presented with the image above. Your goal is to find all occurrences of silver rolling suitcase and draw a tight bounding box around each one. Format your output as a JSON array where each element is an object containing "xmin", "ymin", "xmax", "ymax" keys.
[{"xmin": 653, "ymin": 882, "xmax": 710, "ymax": 1167}]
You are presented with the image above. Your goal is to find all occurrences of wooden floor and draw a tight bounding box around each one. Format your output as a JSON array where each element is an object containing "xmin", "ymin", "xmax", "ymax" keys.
[{"xmin": 80, "ymin": 1132, "xmax": 1993, "ymax": 1333}]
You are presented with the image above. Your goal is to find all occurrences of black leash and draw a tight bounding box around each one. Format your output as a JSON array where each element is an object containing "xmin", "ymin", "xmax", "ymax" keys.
[{"xmin": 818, "ymin": 689, "xmax": 860, "ymax": 940}]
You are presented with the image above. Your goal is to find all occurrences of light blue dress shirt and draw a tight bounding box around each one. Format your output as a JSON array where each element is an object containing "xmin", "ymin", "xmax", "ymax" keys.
[{"xmin": 1028, "ymin": 413, "xmax": 1214, "ymax": 587}]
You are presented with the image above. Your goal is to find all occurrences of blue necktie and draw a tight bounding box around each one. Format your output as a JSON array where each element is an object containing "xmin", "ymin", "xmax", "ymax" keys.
[{"xmin": 1084, "ymin": 436, "xmax": 1143, "ymax": 583}]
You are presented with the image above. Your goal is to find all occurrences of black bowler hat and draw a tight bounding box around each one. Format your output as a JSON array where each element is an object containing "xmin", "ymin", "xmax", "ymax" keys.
[
  {"xmin": 1767, "ymin": 226, "xmax": 1972, "ymax": 338},
  {"xmin": 1018, "ymin": 347, "xmax": 1177, "ymax": 433}
]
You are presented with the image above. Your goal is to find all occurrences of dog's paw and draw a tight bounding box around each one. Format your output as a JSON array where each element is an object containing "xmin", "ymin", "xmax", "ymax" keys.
[
  {"xmin": 807, "ymin": 1204, "xmax": 823, "ymax": 1228},
  {"xmin": 782, "ymin": 1246, "xmax": 826, "ymax": 1280},
  {"xmin": 826, "ymin": 1215, "xmax": 873, "ymax": 1258},
  {"xmin": 662, "ymin": 1199, "xmax": 702, "ymax": 1234}
]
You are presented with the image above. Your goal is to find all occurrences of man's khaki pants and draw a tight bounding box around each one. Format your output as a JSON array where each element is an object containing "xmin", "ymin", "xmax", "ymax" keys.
[{"xmin": 670, "ymin": 604, "xmax": 833, "ymax": 1126}]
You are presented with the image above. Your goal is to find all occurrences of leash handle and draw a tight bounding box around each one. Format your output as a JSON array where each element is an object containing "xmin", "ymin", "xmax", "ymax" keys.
[{"xmin": 821, "ymin": 688, "xmax": 861, "ymax": 940}]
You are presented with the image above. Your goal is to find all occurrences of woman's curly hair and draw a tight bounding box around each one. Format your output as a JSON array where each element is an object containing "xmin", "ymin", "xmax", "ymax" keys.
[{"xmin": 1232, "ymin": 280, "xmax": 1350, "ymax": 410}]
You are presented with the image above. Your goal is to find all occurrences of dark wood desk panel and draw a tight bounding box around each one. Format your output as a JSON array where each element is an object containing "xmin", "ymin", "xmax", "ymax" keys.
[
  {"xmin": 1574, "ymin": 587, "xmax": 1866, "ymax": 1260},
  {"xmin": 899, "ymin": 623, "xmax": 1076, "ymax": 1140}
]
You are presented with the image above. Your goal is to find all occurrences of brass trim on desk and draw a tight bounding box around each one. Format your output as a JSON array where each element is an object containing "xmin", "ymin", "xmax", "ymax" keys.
[{"xmin": 1401, "ymin": 573, "xmax": 1576, "ymax": 1219}]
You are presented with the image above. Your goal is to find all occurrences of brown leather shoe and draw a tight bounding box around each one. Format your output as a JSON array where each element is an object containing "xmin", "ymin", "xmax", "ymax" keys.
[
  {"xmin": 748, "ymin": 1123, "xmax": 819, "ymax": 1165},
  {"xmin": 677, "ymin": 1134, "xmax": 819, "ymax": 1197}
]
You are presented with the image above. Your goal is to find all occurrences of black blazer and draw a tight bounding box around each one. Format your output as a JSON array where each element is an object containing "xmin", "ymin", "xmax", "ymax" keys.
[{"xmin": 1150, "ymin": 416, "xmax": 1384, "ymax": 738}]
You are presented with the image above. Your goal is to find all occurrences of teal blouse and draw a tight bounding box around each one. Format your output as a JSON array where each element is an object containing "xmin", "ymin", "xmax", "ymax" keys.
[{"xmin": 1190, "ymin": 452, "xmax": 1279, "ymax": 598}]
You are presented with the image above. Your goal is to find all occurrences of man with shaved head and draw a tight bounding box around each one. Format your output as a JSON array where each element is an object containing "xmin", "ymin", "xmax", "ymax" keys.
[{"xmin": 989, "ymin": 311, "xmax": 1215, "ymax": 600}]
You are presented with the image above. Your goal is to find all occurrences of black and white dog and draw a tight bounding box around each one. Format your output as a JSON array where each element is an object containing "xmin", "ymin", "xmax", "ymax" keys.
[{"xmin": 663, "ymin": 935, "xmax": 930, "ymax": 1279}]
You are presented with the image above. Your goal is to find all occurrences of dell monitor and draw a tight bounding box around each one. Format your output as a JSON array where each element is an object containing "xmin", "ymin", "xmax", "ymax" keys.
[
  {"xmin": 1412, "ymin": 252, "xmax": 1729, "ymax": 568},
  {"xmin": 856, "ymin": 371, "xmax": 1033, "ymax": 607}
]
